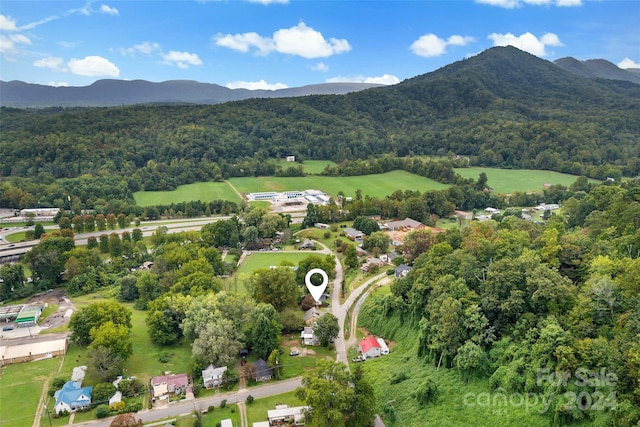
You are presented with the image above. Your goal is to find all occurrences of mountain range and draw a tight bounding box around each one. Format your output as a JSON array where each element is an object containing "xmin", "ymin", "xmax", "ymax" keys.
[
  {"xmin": 0, "ymin": 80, "xmax": 382, "ymax": 108},
  {"xmin": 1, "ymin": 51, "xmax": 638, "ymax": 108}
]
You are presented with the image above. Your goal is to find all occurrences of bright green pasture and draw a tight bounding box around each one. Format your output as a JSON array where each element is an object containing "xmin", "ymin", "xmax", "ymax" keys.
[
  {"xmin": 0, "ymin": 358, "xmax": 60, "ymax": 427},
  {"xmin": 229, "ymin": 170, "xmax": 449, "ymax": 199},
  {"xmin": 245, "ymin": 391, "xmax": 305, "ymax": 424},
  {"xmin": 300, "ymin": 160, "xmax": 337, "ymax": 174},
  {"xmin": 133, "ymin": 181, "xmax": 241, "ymax": 206},
  {"xmin": 453, "ymin": 167, "xmax": 598, "ymax": 194}
]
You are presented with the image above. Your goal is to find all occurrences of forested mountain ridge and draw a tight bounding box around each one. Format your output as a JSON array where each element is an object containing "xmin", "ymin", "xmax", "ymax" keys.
[
  {"xmin": 0, "ymin": 79, "xmax": 383, "ymax": 108},
  {"xmin": 554, "ymin": 57, "xmax": 640, "ymax": 85},
  {"xmin": 2, "ymin": 46, "xmax": 640, "ymax": 191}
]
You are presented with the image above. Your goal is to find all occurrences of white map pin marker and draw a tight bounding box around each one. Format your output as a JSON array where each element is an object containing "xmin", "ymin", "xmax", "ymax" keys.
[{"xmin": 305, "ymin": 268, "xmax": 328, "ymax": 304}]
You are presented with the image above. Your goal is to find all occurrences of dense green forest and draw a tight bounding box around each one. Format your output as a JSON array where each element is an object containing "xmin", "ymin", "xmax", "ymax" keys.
[
  {"xmin": 359, "ymin": 179, "xmax": 640, "ymax": 425},
  {"xmin": 1, "ymin": 47, "xmax": 639, "ymax": 202}
]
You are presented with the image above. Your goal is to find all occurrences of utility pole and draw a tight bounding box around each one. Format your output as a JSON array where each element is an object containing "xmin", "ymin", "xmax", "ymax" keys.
[{"xmin": 43, "ymin": 404, "xmax": 52, "ymax": 427}]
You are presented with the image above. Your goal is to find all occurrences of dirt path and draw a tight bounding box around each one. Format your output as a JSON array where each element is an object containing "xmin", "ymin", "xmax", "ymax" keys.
[
  {"xmin": 225, "ymin": 180, "xmax": 245, "ymax": 202},
  {"xmin": 237, "ymin": 401, "xmax": 248, "ymax": 427}
]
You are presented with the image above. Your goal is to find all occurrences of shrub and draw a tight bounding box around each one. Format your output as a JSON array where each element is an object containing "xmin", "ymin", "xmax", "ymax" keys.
[
  {"xmin": 414, "ymin": 377, "xmax": 439, "ymax": 405},
  {"xmin": 127, "ymin": 402, "xmax": 142, "ymax": 413},
  {"xmin": 192, "ymin": 383, "xmax": 202, "ymax": 397},
  {"xmin": 158, "ymin": 352, "xmax": 171, "ymax": 363},
  {"xmin": 220, "ymin": 399, "xmax": 227, "ymax": 409},
  {"xmin": 207, "ymin": 405, "xmax": 215, "ymax": 413},
  {"xmin": 246, "ymin": 395, "xmax": 254, "ymax": 404},
  {"xmin": 323, "ymin": 231, "xmax": 331, "ymax": 239},
  {"xmin": 96, "ymin": 404, "xmax": 111, "ymax": 418},
  {"xmin": 390, "ymin": 371, "xmax": 408, "ymax": 384},
  {"xmin": 52, "ymin": 378, "xmax": 67, "ymax": 389},
  {"xmin": 109, "ymin": 401, "xmax": 126, "ymax": 412}
]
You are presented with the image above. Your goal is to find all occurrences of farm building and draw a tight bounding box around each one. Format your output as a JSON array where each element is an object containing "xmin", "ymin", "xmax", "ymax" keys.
[{"xmin": 0, "ymin": 337, "xmax": 68, "ymax": 365}]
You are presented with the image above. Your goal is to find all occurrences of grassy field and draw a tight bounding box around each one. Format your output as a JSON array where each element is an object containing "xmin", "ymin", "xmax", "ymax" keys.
[
  {"xmin": 453, "ymin": 167, "xmax": 598, "ymax": 194},
  {"xmin": 300, "ymin": 160, "xmax": 338, "ymax": 175},
  {"xmin": 133, "ymin": 181, "xmax": 242, "ymax": 206},
  {"xmin": 0, "ymin": 358, "xmax": 61, "ymax": 427},
  {"xmin": 229, "ymin": 170, "xmax": 450, "ymax": 199},
  {"xmin": 175, "ymin": 405, "xmax": 241, "ymax": 427},
  {"xmin": 226, "ymin": 252, "xmax": 314, "ymax": 294},
  {"xmin": 245, "ymin": 391, "xmax": 305, "ymax": 424}
]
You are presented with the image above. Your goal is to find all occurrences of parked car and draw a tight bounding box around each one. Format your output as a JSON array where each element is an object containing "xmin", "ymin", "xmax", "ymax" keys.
[
  {"xmin": 2, "ymin": 325, "xmax": 14, "ymax": 331},
  {"xmin": 290, "ymin": 350, "xmax": 300, "ymax": 356},
  {"xmin": 352, "ymin": 356, "xmax": 364, "ymax": 362}
]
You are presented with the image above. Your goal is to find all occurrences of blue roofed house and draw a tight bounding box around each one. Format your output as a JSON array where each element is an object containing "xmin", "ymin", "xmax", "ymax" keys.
[{"xmin": 54, "ymin": 381, "xmax": 92, "ymax": 414}]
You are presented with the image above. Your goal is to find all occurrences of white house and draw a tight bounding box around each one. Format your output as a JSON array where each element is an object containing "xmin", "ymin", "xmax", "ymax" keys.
[
  {"xmin": 53, "ymin": 381, "xmax": 92, "ymax": 414},
  {"xmin": 359, "ymin": 336, "xmax": 382, "ymax": 359},
  {"xmin": 301, "ymin": 327, "xmax": 318, "ymax": 346},
  {"xmin": 202, "ymin": 364, "xmax": 227, "ymax": 389},
  {"xmin": 268, "ymin": 404, "xmax": 310, "ymax": 426}
]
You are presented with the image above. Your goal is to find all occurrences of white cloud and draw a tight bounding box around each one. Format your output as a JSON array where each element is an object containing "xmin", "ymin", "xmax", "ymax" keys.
[
  {"xmin": 47, "ymin": 81, "xmax": 69, "ymax": 87},
  {"xmin": 34, "ymin": 56, "xmax": 67, "ymax": 71},
  {"xmin": 0, "ymin": 33, "xmax": 32, "ymax": 55},
  {"xmin": 225, "ymin": 80, "xmax": 288, "ymax": 90},
  {"xmin": 326, "ymin": 74, "xmax": 400, "ymax": 85},
  {"xmin": 273, "ymin": 23, "xmax": 351, "ymax": 58},
  {"xmin": 68, "ymin": 55, "xmax": 120, "ymax": 77},
  {"xmin": 0, "ymin": 15, "xmax": 18, "ymax": 31},
  {"xmin": 162, "ymin": 50, "xmax": 203, "ymax": 68},
  {"xmin": 475, "ymin": 0, "xmax": 581, "ymax": 7},
  {"xmin": 618, "ymin": 57, "xmax": 640, "ymax": 69},
  {"xmin": 119, "ymin": 41, "xmax": 161, "ymax": 56},
  {"xmin": 247, "ymin": 0, "xmax": 289, "ymax": 3},
  {"xmin": 311, "ymin": 62, "xmax": 329, "ymax": 72},
  {"xmin": 214, "ymin": 22, "xmax": 351, "ymax": 59},
  {"xmin": 100, "ymin": 4, "xmax": 119, "ymax": 16},
  {"xmin": 214, "ymin": 32, "xmax": 273, "ymax": 55},
  {"xmin": 488, "ymin": 31, "xmax": 563, "ymax": 56},
  {"xmin": 410, "ymin": 33, "xmax": 474, "ymax": 57}
]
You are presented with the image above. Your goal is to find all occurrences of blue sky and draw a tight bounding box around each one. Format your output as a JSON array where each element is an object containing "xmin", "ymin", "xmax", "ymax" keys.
[{"xmin": 1, "ymin": 0, "xmax": 638, "ymax": 89}]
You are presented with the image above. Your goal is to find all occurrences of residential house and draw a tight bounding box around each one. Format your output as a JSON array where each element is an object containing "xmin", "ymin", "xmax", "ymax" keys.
[
  {"xmin": 267, "ymin": 404, "xmax": 310, "ymax": 426},
  {"xmin": 395, "ymin": 264, "xmax": 413, "ymax": 278},
  {"xmin": 384, "ymin": 218, "xmax": 424, "ymax": 231},
  {"xmin": 202, "ymin": 364, "xmax": 227, "ymax": 389},
  {"xmin": 359, "ymin": 336, "xmax": 382, "ymax": 359},
  {"xmin": 343, "ymin": 228, "xmax": 364, "ymax": 241},
  {"xmin": 53, "ymin": 381, "xmax": 92, "ymax": 414},
  {"xmin": 252, "ymin": 359, "xmax": 274, "ymax": 382},
  {"xmin": 304, "ymin": 307, "xmax": 322, "ymax": 325},
  {"xmin": 150, "ymin": 373, "xmax": 189, "ymax": 401},
  {"xmin": 485, "ymin": 207, "xmax": 500, "ymax": 215},
  {"xmin": 299, "ymin": 239, "xmax": 316, "ymax": 250},
  {"xmin": 286, "ymin": 156, "xmax": 295, "ymax": 162},
  {"xmin": 454, "ymin": 210, "xmax": 473, "ymax": 221},
  {"xmin": 360, "ymin": 257, "xmax": 384, "ymax": 273},
  {"xmin": 301, "ymin": 326, "xmax": 318, "ymax": 346}
]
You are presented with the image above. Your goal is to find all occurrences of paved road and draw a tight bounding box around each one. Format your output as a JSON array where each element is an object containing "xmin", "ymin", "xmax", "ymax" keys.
[{"xmin": 70, "ymin": 378, "xmax": 302, "ymax": 427}]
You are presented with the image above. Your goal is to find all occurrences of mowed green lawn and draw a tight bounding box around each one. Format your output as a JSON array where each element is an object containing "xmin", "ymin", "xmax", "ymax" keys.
[
  {"xmin": 454, "ymin": 167, "xmax": 598, "ymax": 194},
  {"xmin": 245, "ymin": 391, "xmax": 305, "ymax": 424},
  {"xmin": 0, "ymin": 358, "xmax": 60, "ymax": 427},
  {"xmin": 229, "ymin": 170, "xmax": 449, "ymax": 199},
  {"xmin": 225, "ymin": 252, "xmax": 315, "ymax": 294},
  {"xmin": 133, "ymin": 181, "xmax": 242, "ymax": 206}
]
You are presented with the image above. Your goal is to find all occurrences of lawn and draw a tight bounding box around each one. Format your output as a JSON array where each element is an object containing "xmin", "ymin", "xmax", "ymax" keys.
[
  {"xmin": 133, "ymin": 181, "xmax": 242, "ymax": 206},
  {"xmin": 0, "ymin": 357, "xmax": 61, "ymax": 427},
  {"xmin": 228, "ymin": 170, "xmax": 450, "ymax": 199},
  {"xmin": 4, "ymin": 231, "xmax": 29, "ymax": 243},
  {"xmin": 245, "ymin": 391, "xmax": 305, "ymax": 424},
  {"xmin": 226, "ymin": 252, "xmax": 314, "ymax": 294},
  {"xmin": 453, "ymin": 167, "xmax": 598, "ymax": 194},
  {"xmin": 174, "ymin": 405, "xmax": 241, "ymax": 427}
]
